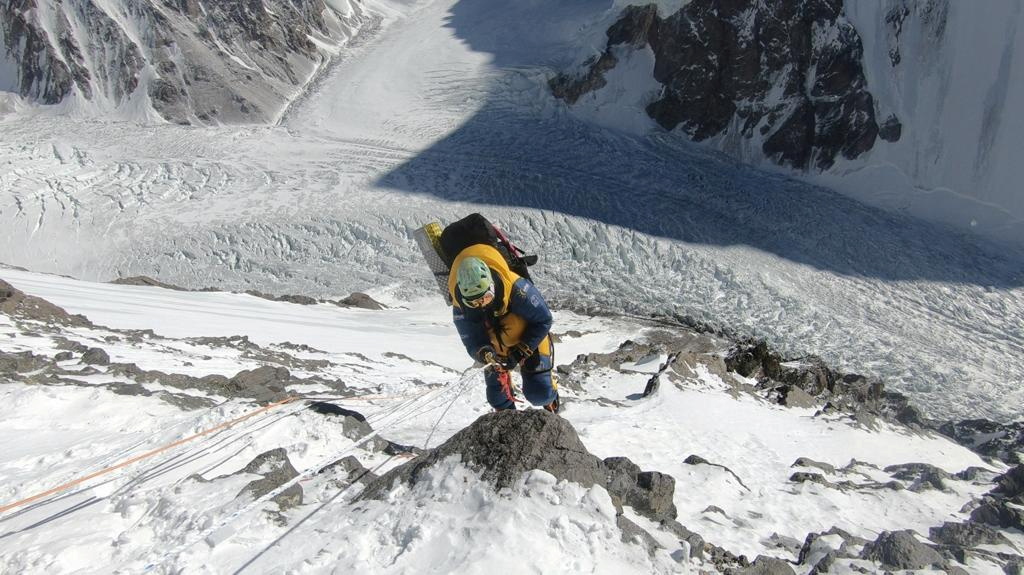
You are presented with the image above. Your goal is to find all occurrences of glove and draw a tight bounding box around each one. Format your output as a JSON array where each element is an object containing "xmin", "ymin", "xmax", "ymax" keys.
[
  {"xmin": 476, "ymin": 345, "xmax": 498, "ymax": 366},
  {"xmin": 502, "ymin": 344, "xmax": 533, "ymax": 371}
]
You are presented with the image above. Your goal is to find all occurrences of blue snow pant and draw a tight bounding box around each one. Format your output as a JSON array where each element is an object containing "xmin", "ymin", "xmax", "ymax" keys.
[{"xmin": 485, "ymin": 351, "xmax": 554, "ymax": 410}]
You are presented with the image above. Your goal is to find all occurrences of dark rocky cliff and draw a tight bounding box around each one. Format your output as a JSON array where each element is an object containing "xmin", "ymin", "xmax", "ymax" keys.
[
  {"xmin": 552, "ymin": 0, "xmax": 898, "ymax": 170},
  {"xmin": 0, "ymin": 0, "xmax": 372, "ymax": 124}
]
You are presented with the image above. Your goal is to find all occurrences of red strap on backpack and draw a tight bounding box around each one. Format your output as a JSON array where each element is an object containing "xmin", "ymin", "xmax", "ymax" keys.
[{"xmin": 493, "ymin": 226, "xmax": 525, "ymax": 258}]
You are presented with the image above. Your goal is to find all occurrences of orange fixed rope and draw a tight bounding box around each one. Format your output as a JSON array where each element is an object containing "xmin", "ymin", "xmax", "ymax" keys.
[{"xmin": 0, "ymin": 396, "xmax": 299, "ymax": 515}]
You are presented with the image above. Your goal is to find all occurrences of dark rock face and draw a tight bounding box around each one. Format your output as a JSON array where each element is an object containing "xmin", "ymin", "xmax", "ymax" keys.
[
  {"xmin": 604, "ymin": 457, "xmax": 678, "ymax": 521},
  {"xmin": 552, "ymin": 0, "xmax": 891, "ymax": 170},
  {"xmin": 0, "ymin": 0, "xmax": 371, "ymax": 124},
  {"xmin": 1, "ymin": 0, "xmax": 142, "ymax": 104},
  {"xmin": 860, "ymin": 530, "xmax": 945, "ymax": 570},
  {"xmin": 721, "ymin": 339, "xmax": 936, "ymax": 431},
  {"xmin": 0, "ymin": 2, "xmax": 74, "ymax": 104},
  {"xmin": 994, "ymin": 464, "xmax": 1024, "ymax": 499},
  {"xmin": 684, "ymin": 454, "xmax": 750, "ymax": 491},
  {"xmin": 0, "ymin": 350, "xmax": 51, "ymax": 375},
  {"xmin": 971, "ymin": 464, "xmax": 1024, "ymax": 531},
  {"xmin": 734, "ymin": 556, "xmax": 796, "ymax": 575},
  {"xmin": 319, "ymin": 455, "xmax": 378, "ymax": 487},
  {"xmin": 792, "ymin": 458, "xmax": 836, "ymax": 475},
  {"xmin": 223, "ymin": 366, "xmax": 291, "ymax": 402},
  {"xmin": 235, "ymin": 448, "xmax": 303, "ymax": 511},
  {"xmin": 362, "ymin": 410, "xmax": 605, "ymax": 494},
  {"xmin": 928, "ymin": 521, "xmax": 1010, "ymax": 548},
  {"xmin": 359, "ymin": 410, "xmax": 678, "ymax": 526},
  {"xmin": 798, "ymin": 527, "xmax": 866, "ymax": 565},
  {"xmin": 718, "ymin": 337, "xmax": 1020, "ymax": 468},
  {"xmin": 879, "ymin": 114, "xmax": 903, "ymax": 142},
  {"xmin": 82, "ymin": 347, "xmax": 111, "ymax": 366},
  {"xmin": 939, "ymin": 419, "xmax": 1024, "ymax": 465},
  {"xmin": 335, "ymin": 293, "xmax": 386, "ymax": 311}
]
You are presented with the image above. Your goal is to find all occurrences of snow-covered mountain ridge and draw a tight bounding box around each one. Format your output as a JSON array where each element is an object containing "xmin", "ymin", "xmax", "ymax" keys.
[
  {"xmin": 1, "ymin": 267, "xmax": 1021, "ymax": 573},
  {"xmin": 0, "ymin": 0, "xmax": 373, "ymax": 123},
  {"xmin": 553, "ymin": 0, "xmax": 1024, "ymax": 247}
]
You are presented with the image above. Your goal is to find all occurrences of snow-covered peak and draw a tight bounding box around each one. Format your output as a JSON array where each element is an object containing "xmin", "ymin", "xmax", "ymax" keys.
[{"xmin": 0, "ymin": 0, "xmax": 374, "ymax": 124}]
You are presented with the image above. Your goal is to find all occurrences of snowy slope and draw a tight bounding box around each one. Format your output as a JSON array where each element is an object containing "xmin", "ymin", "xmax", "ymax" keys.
[
  {"xmin": 833, "ymin": 0, "xmax": 1024, "ymax": 247},
  {"xmin": 0, "ymin": 0, "xmax": 1022, "ymax": 431},
  {"xmin": 1, "ymin": 268, "xmax": 1018, "ymax": 574}
]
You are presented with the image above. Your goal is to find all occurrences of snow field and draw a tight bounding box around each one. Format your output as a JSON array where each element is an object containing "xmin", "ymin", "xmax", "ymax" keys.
[{"xmin": 1, "ymin": 269, "xmax": 1011, "ymax": 573}]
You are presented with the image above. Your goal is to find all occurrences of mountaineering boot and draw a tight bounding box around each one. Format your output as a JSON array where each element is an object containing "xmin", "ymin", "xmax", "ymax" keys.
[
  {"xmin": 544, "ymin": 393, "xmax": 560, "ymax": 414},
  {"xmin": 544, "ymin": 374, "xmax": 560, "ymax": 414}
]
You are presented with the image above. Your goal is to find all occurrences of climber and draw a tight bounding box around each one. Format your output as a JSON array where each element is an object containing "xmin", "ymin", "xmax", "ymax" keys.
[{"xmin": 449, "ymin": 246, "xmax": 558, "ymax": 413}]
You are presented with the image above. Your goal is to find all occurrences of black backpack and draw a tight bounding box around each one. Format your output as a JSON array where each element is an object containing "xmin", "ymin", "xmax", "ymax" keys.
[{"xmin": 439, "ymin": 213, "xmax": 537, "ymax": 281}]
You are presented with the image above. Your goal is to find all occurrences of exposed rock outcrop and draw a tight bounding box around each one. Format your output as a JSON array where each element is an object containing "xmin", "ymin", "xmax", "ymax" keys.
[
  {"xmin": 860, "ymin": 530, "xmax": 945, "ymax": 570},
  {"xmin": 0, "ymin": 279, "xmax": 92, "ymax": 327},
  {"xmin": 234, "ymin": 448, "xmax": 303, "ymax": 511},
  {"xmin": 552, "ymin": 1, "xmax": 891, "ymax": 170},
  {"xmin": 335, "ymin": 292, "xmax": 386, "ymax": 310},
  {"xmin": 939, "ymin": 419, "xmax": 1024, "ymax": 465},
  {"xmin": 81, "ymin": 347, "xmax": 111, "ymax": 366},
  {"xmin": 971, "ymin": 465, "xmax": 1024, "ymax": 531},
  {"xmin": 0, "ymin": 0, "xmax": 374, "ymax": 124},
  {"xmin": 110, "ymin": 276, "xmax": 188, "ymax": 291},
  {"xmin": 360, "ymin": 411, "xmax": 683, "ymax": 535}
]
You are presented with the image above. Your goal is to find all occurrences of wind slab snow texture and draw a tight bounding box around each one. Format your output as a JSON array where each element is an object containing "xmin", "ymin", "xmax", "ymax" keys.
[
  {"xmin": 0, "ymin": 268, "xmax": 1011, "ymax": 574},
  {"xmin": 0, "ymin": 0, "xmax": 1023, "ymax": 424}
]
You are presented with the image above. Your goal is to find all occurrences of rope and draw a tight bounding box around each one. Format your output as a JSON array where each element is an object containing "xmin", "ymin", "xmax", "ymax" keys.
[
  {"xmin": 422, "ymin": 371, "xmax": 475, "ymax": 450},
  {"xmin": 0, "ymin": 396, "xmax": 299, "ymax": 516},
  {"xmin": 142, "ymin": 376, "xmax": 466, "ymax": 571},
  {"xmin": 1, "ymin": 388, "xmax": 443, "ymax": 522}
]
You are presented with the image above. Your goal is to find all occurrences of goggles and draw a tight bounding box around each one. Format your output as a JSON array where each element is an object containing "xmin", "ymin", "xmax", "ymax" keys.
[{"xmin": 463, "ymin": 287, "xmax": 495, "ymax": 309}]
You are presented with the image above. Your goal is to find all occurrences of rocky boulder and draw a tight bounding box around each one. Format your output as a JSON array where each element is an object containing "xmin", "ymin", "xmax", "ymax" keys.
[
  {"xmin": 860, "ymin": 530, "xmax": 945, "ymax": 570},
  {"xmin": 734, "ymin": 556, "xmax": 796, "ymax": 575},
  {"xmin": 335, "ymin": 293, "xmax": 386, "ymax": 311},
  {"xmin": 359, "ymin": 410, "xmax": 678, "ymax": 525},
  {"xmin": 235, "ymin": 448, "xmax": 302, "ymax": 511},
  {"xmin": 222, "ymin": 366, "xmax": 291, "ymax": 402},
  {"xmin": 994, "ymin": 465, "xmax": 1024, "ymax": 500},
  {"xmin": 82, "ymin": 347, "xmax": 111, "ymax": 366}
]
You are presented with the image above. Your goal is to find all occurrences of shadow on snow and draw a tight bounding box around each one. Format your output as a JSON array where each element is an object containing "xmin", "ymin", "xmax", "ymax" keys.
[{"xmin": 376, "ymin": 0, "xmax": 1023, "ymax": 288}]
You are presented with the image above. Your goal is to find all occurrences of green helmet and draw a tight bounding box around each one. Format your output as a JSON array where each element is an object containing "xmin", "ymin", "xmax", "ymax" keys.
[{"xmin": 457, "ymin": 257, "xmax": 493, "ymax": 300}]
